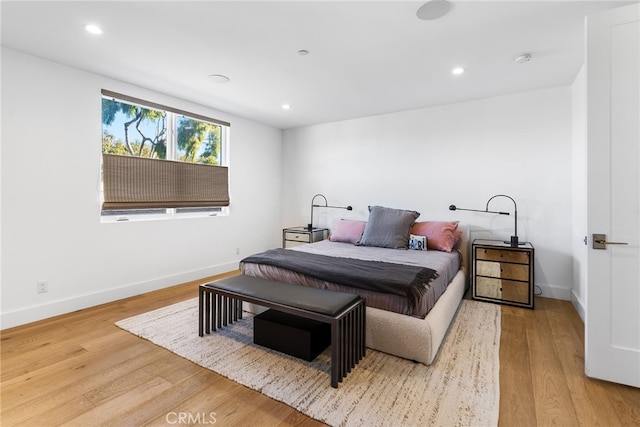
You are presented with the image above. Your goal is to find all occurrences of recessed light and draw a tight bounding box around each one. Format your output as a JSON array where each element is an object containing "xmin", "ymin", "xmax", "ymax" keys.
[
  {"xmin": 85, "ymin": 24, "xmax": 103, "ymax": 35},
  {"xmin": 281, "ymin": 104, "xmax": 291, "ymax": 110},
  {"xmin": 452, "ymin": 67, "xmax": 465, "ymax": 75},
  {"xmin": 209, "ymin": 74, "xmax": 230, "ymax": 83}
]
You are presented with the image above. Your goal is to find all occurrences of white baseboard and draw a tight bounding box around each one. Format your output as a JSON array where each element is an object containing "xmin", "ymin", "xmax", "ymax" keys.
[
  {"xmin": 1, "ymin": 262, "xmax": 238, "ymax": 330},
  {"xmin": 570, "ymin": 289, "xmax": 586, "ymax": 322},
  {"xmin": 535, "ymin": 283, "xmax": 572, "ymax": 301}
]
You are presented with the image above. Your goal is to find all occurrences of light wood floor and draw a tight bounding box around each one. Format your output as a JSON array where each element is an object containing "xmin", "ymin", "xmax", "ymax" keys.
[{"xmin": 2, "ymin": 272, "xmax": 639, "ymax": 426}]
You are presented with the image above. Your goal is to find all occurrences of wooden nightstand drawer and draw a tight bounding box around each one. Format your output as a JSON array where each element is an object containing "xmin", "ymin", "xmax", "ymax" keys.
[
  {"xmin": 476, "ymin": 260, "xmax": 529, "ymax": 282},
  {"xmin": 475, "ymin": 277, "xmax": 530, "ymax": 305},
  {"xmin": 282, "ymin": 227, "xmax": 328, "ymax": 248},
  {"xmin": 475, "ymin": 248, "xmax": 530, "ymax": 264},
  {"xmin": 285, "ymin": 232, "xmax": 311, "ymax": 243}
]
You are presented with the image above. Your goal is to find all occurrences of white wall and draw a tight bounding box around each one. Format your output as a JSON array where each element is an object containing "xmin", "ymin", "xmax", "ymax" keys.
[
  {"xmin": 1, "ymin": 48, "xmax": 283, "ymax": 328},
  {"xmin": 283, "ymin": 87, "xmax": 574, "ymax": 299},
  {"xmin": 571, "ymin": 66, "xmax": 588, "ymax": 321}
]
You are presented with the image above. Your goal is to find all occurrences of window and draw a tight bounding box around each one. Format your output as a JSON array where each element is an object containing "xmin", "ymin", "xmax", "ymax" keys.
[{"xmin": 100, "ymin": 90, "xmax": 230, "ymax": 220}]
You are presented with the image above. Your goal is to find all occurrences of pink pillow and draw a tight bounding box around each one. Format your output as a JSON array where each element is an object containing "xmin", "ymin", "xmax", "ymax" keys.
[
  {"xmin": 411, "ymin": 221, "xmax": 461, "ymax": 252},
  {"xmin": 329, "ymin": 220, "xmax": 366, "ymax": 244}
]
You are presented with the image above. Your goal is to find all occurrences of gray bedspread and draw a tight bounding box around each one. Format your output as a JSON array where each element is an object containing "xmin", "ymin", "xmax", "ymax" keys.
[
  {"xmin": 241, "ymin": 248, "xmax": 438, "ymax": 311},
  {"xmin": 240, "ymin": 240, "xmax": 462, "ymax": 318}
]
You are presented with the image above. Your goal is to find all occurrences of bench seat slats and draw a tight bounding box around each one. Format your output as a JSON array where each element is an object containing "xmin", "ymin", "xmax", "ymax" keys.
[{"xmin": 203, "ymin": 274, "xmax": 359, "ymax": 317}]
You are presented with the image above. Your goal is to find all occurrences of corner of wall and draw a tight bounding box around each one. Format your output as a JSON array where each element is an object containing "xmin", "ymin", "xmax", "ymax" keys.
[
  {"xmin": 536, "ymin": 283, "xmax": 573, "ymax": 301},
  {"xmin": 570, "ymin": 289, "xmax": 586, "ymax": 322}
]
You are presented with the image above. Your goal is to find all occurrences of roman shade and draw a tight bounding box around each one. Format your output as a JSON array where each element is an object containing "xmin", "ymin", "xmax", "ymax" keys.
[{"xmin": 102, "ymin": 154, "xmax": 229, "ymax": 209}]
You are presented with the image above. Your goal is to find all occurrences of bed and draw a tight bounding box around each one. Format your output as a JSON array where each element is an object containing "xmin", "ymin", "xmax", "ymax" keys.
[{"xmin": 240, "ymin": 206, "xmax": 469, "ymax": 365}]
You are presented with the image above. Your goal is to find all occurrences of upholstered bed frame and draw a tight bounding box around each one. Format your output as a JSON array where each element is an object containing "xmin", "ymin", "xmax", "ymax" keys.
[
  {"xmin": 366, "ymin": 269, "xmax": 466, "ymax": 364},
  {"xmin": 365, "ymin": 225, "xmax": 468, "ymax": 364}
]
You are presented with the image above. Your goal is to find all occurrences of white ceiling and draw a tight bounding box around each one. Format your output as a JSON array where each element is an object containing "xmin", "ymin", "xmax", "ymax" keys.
[{"xmin": 1, "ymin": 1, "xmax": 634, "ymax": 129}]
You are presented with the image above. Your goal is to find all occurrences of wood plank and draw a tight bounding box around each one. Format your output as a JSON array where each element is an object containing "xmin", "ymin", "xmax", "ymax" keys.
[
  {"xmin": 601, "ymin": 380, "xmax": 640, "ymax": 425},
  {"xmin": 525, "ymin": 298, "xmax": 579, "ymax": 426},
  {"xmin": 106, "ymin": 369, "xmax": 223, "ymax": 426},
  {"xmin": 279, "ymin": 410, "xmax": 327, "ymax": 427},
  {"xmin": 9, "ymin": 395, "xmax": 97, "ymax": 427},
  {"xmin": 1, "ymin": 333, "xmax": 157, "ymax": 409},
  {"xmin": 142, "ymin": 378, "xmax": 257, "ymax": 426},
  {"xmin": 1, "ymin": 342, "xmax": 167, "ymax": 423},
  {"xmin": 65, "ymin": 377, "xmax": 174, "ymax": 426},
  {"xmin": 498, "ymin": 305, "xmax": 536, "ymax": 426}
]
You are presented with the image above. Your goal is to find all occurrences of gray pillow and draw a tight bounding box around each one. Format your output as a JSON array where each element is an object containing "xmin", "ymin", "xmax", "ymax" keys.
[{"xmin": 357, "ymin": 205, "xmax": 420, "ymax": 249}]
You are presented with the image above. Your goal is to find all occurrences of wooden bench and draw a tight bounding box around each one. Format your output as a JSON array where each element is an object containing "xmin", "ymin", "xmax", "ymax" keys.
[{"xmin": 198, "ymin": 275, "xmax": 366, "ymax": 388}]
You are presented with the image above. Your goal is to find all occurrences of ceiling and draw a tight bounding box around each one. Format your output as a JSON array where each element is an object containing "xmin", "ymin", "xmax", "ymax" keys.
[{"xmin": 1, "ymin": 1, "xmax": 634, "ymax": 129}]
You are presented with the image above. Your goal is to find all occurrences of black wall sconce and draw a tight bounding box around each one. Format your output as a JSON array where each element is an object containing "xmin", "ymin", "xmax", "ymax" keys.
[
  {"xmin": 308, "ymin": 193, "xmax": 352, "ymax": 231},
  {"xmin": 449, "ymin": 194, "xmax": 522, "ymax": 247}
]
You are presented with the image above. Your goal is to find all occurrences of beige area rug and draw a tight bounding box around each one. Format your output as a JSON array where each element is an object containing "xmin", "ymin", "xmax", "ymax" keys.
[{"xmin": 116, "ymin": 299, "xmax": 500, "ymax": 427}]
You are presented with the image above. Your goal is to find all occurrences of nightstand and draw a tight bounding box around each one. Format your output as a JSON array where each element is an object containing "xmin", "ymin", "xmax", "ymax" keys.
[
  {"xmin": 472, "ymin": 239, "xmax": 535, "ymax": 309},
  {"xmin": 282, "ymin": 226, "xmax": 329, "ymax": 248}
]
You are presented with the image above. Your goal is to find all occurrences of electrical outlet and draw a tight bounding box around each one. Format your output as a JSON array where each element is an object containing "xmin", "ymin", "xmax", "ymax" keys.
[
  {"xmin": 37, "ymin": 280, "xmax": 48, "ymax": 294},
  {"xmin": 235, "ymin": 247, "xmax": 240, "ymax": 255}
]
